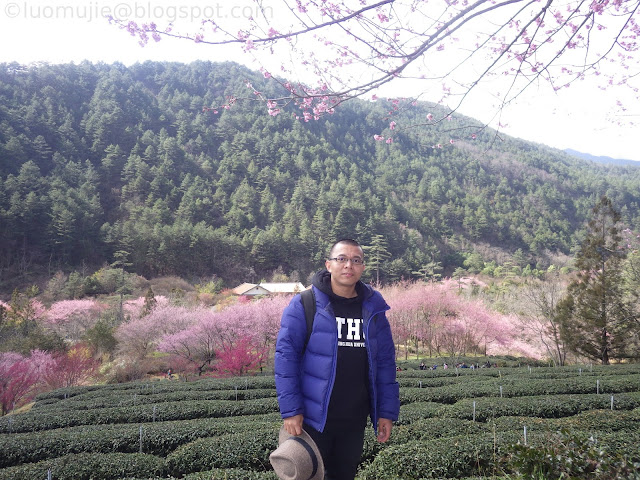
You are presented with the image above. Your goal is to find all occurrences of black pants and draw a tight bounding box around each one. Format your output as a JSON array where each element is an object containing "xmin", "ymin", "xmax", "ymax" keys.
[{"xmin": 304, "ymin": 424, "xmax": 366, "ymax": 480}]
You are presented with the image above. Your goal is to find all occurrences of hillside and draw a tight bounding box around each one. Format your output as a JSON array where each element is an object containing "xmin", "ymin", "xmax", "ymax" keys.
[
  {"xmin": 565, "ymin": 149, "xmax": 640, "ymax": 167},
  {"xmin": 1, "ymin": 61, "xmax": 640, "ymax": 290}
]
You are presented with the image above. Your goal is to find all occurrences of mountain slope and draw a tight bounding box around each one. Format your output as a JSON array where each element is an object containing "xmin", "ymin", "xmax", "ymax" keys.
[{"xmin": 1, "ymin": 61, "xmax": 639, "ymax": 288}]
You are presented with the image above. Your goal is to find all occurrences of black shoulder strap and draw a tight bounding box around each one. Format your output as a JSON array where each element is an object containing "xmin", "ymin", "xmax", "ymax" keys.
[{"xmin": 300, "ymin": 288, "xmax": 316, "ymax": 352}]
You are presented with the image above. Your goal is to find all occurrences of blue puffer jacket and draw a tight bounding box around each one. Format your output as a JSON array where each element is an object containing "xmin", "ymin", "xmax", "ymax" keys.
[{"xmin": 274, "ymin": 285, "xmax": 400, "ymax": 433}]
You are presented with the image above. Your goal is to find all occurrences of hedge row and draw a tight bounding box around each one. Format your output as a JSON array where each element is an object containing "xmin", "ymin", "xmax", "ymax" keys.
[
  {"xmin": 358, "ymin": 432, "xmax": 522, "ymax": 479},
  {"xmin": 0, "ymin": 413, "xmax": 280, "ymax": 468},
  {"xmin": 3, "ymin": 423, "xmax": 638, "ymax": 480},
  {"xmin": 358, "ymin": 428, "xmax": 640, "ymax": 480},
  {"xmin": 399, "ymin": 374, "xmax": 640, "ymax": 404},
  {"xmin": 439, "ymin": 392, "xmax": 640, "ymax": 422},
  {"xmin": 396, "ymin": 364, "xmax": 640, "ymax": 379},
  {"xmin": 33, "ymin": 376, "xmax": 277, "ymax": 404},
  {"xmin": 0, "ymin": 453, "xmax": 165, "ymax": 480},
  {"xmin": 31, "ymin": 388, "xmax": 276, "ymax": 413},
  {"xmin": 165, "ymin": 429, "xmax": 277, "ymax": 475},
  {"xmin": 1, "ymin": 398, "xmax": 279, "ymax": 434},
  {"xmin": 493, "ymin": 408, "xmax": 640, "ymax": 433}
]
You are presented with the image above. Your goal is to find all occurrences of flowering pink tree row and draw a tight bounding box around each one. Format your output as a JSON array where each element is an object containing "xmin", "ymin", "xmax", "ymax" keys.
[
  {"xmin": 0, "ymin": 346, "xmax": 97, "ymax": 415},
  {"xmin": 117, "ymin": 295, "xmax": 288, "ymax": 377},
  {"xmin": 382, "ymin": 280, "xmax": 543, "ymax": 362}
]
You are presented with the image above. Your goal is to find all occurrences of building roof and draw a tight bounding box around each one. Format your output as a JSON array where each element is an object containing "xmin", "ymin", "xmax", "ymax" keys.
[
  {"xmin": 259, "ymin": 282, "xmax": 307, "ymax": 294},
  {"xmin": 231, "ymin": 282, "xmax": 307, "ymax": 296}
]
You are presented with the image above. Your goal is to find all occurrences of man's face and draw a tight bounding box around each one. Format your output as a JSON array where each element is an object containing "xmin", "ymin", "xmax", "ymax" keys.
[{"xmin": 325, "ymin": 242, "xmax": 366, "ymax": 293}]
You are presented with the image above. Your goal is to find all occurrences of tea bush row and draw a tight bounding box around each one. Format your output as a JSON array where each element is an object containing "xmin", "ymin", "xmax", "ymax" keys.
[
  {"xmin": 1, "ymin": 398, "xmax": 279, "ymax": 434},
  {"xmin": 358, "ymin": 428, "xmax": 640, "ymax": 479},
  {"xmin": 399, "ymin": 374, "xmax": 640, "ymax": 403},
  {"xmin": 439, "ymin": 392, "xmax": 640, "ymax": 421},
  {"xmin": 0, "ymin": 453, "xmax": 165, "ymax": 480},
  {"xmin": 33, "ymin": 376, "xmax": 276, "ymax": 404},
  {"xmin": 0, "ymin": 413, "xmax": 280, "ymax": 468},
  {"xmin": 396, "ymin": 364, "xmax": 640, "ymax": 380},
  {"xmin": 165, "ymin": 429, "xmax": 277, "ymax": 475},
  {"xmin": 3, "ymin": 425, "xmax": 637, "ymax": 479},
  {"xmin": 31, "ymin": 388, "xmax": 276, "ymax": 413}
]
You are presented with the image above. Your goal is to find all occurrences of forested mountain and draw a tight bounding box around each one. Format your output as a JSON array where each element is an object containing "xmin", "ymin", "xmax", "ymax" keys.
[
  {"xmin": 1, "ymin": 61, "xmax": 640, "ymax": 289},
  {"xmin": 565, "ymin": 149, "xmax": 640, "ymax": 167}
]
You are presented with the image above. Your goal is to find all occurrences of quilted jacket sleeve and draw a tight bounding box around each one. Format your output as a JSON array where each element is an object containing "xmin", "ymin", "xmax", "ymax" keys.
[
  {"xmin": 274, "ymin": 295, "xmax": 306, "ymax": 419},
  {"xmin": 375, "ymin": 310, "xmax": 400, "ymax": 422}
]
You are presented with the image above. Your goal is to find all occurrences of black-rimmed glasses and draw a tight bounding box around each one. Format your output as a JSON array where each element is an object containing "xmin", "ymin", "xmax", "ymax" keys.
[{"xmin": 327, "ymin": 256, "xmax": 364, "ymax": 265}]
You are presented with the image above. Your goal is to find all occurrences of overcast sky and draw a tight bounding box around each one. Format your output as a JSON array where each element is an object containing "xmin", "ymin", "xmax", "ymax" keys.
[{"xmin": 1, "ymin": 0, "xmax": 638, "ymax": 162}]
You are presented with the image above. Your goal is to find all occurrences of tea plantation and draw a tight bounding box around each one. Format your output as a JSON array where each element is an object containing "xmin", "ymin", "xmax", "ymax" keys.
[{"xmin": 2, "ymin": 364, "xmax": 640, "ymax": 479}]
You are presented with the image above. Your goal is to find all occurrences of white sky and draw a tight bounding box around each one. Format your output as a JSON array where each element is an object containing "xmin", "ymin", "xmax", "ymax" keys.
[{"xmin": 1, "ymin": 0, "xmax": 638, "ymax": 161}]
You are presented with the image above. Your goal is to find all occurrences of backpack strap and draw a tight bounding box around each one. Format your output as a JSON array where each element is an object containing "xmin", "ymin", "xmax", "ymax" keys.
[{"xmin": 300, "ymin": 288, "xmax": 316, "ymax": 353}]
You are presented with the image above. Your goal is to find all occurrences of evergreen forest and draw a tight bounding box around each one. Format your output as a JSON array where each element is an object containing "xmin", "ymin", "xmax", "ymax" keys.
[{"xmin": 2, "ymin": 60, "xmax": 640, "ymax": 290}]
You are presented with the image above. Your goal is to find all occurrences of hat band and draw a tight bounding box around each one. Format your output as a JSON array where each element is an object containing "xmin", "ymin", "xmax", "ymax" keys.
[{"xmin": 291, "ymin": 436, "xmax": 318, "ymax": 480}]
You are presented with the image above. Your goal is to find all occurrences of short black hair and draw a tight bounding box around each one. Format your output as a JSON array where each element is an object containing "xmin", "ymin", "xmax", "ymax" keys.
[{"xmin": 329, "ymin": 238, "xmax": 363, "ymax": 257}]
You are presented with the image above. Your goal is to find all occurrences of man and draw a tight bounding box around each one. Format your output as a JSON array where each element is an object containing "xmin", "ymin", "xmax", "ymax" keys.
[{"xmin": 274, "ymin": 239, "xmax": 400, "ymax": 480}]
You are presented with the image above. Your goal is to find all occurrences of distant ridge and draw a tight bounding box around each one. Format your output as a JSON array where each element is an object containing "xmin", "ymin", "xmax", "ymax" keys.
[{"xmin": 565, "ymin": 149, "xmax": 640, "ymax": 167}]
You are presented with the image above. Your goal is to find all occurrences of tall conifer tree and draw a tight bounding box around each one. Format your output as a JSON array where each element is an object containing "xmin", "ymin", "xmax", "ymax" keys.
[{"xmin": 558, "ymin": 196, "xmax": 633, "ymax": 364}]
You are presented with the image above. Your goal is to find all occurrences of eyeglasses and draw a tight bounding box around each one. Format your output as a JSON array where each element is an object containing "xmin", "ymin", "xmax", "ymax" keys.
[{"xmin": 327, "ymin": 256, "xmax": 365, "ymax": 265}]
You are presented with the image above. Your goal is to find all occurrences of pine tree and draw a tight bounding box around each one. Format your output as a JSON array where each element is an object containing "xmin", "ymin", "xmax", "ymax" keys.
[
  {"xmin": 558, "ymin": 196, "xmax": 633, "ymax": 364},
  {"xmin": 141, "ymin": 287, "xmax": 157, "ymax": 317},
  {"xmin": 363, "ymin": 234, "xmax": 392, "ymax": 285}
]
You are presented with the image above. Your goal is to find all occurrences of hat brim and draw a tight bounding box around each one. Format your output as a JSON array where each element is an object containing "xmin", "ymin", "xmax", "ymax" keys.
[{"xmin": 270, "ymin": 425, "xmax": 325, "ymax": 480}]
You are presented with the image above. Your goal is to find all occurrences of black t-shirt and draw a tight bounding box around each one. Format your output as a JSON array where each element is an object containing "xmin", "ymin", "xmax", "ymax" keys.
[{"xmin": 312, "ymin": 270, "xmax": 370, "ymax": 431}]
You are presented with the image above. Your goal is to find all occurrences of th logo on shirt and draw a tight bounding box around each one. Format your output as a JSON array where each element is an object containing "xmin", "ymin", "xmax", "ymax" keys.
[{"xmin": 336, "ymin": 317, "xmax": 366, "ymax": 348}]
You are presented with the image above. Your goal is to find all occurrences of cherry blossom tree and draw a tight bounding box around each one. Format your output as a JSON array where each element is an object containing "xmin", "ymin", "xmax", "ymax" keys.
[
  {"xmin": 157, "ymin": 295, "xmax": 289, "ymax": 375},
  {"xmin": 157, "ymin": 312, "xmax": 220, "ymax": 375},
  {"xmin": 384, "ymin": 280, "xmax": 542, "ymax": 361},
  {"xmin": 515, "ymin": 273, "xmax": 569, "ymax": 366},
  {"xmin": 42, "ymin": 344, "xmax": 99, "ymax": 389},
  {"xmin": 115, "ymin": 304, "xmax": 196, "ymax": 359},
  {"xmin": 44, "ymin": 299, "xmax": 108, "ymax": 342},
  {"xmin": 122, "ymin": 295, "xmax": 169, "ymax": 320},
  {"xmin": 385, "ymin": 281, "xmax": 438, "ymax": 359},
  {"xmin": 114, "ymin": 0, "xmax": 639, "ymax": 144},
  {"xmin": 0, "ymin": 350, "xmax": 55, "ymax": 415},
  {"xmin": 213, "ymin": 334, "xmax": 268, "ymax": 377}
]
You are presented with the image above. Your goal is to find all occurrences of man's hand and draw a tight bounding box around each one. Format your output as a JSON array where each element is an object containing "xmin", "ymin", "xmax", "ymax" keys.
[
  {"xmin": 377, "ymin": 418, "xmax": 393, "ymax": 443},
  {"xmin": 283, "ymin": 414, "xmax": 304, "ymax": 436}
]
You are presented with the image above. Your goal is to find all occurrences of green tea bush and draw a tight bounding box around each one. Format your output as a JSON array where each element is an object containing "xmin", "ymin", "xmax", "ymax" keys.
[
  {"xmin": 396, "ymin": 401, "xmax": 442, "ymax": 423},
  {"xmin": 358, "ymin": 432, "xmax": 521, "ymax": 479},
  {"xmin": 125, "ymin": 468, "xmax": 279, "ymax": 479},
  {"xmin": 33, "ymin": 377, "xmax": 276, "ymax": 405},
  {"xmin": 400, "ymin": 374, "xmax": 640, "ymax": 406},
  {"xmin": 493, "ymin": 408, "xmax": 640, "ymax": 435},
  {"xmin": 4, "ymin": 365, "xmax": 640, "ymax": 479},
  {"xmin": 0, "ymin": 453, "xmax": 165, "ymax": 480},
  {"xmin": 1, "ymin": 398, "xmax": 279, "ymax": 433},
  {"xmin": 31, "ymin": 388, "xmax": 276, "ymax": 413},
  {"xmin": 179, "ymin": 468, "xmax": 279, "ymax": 479},
  {"xmin": 0, "ymin": 413, "xmax": 281, "ymax": 468},
  {"xmin": 165, "ymin": 428, "xmax": 277, "ymax": 476},
  {"xmin": 502, "ymin": 429, "xmax": 640, "ymax": 479},
  {"xmin": 441, "ymin": 393, "xmax": 640, "ymax": 422}
]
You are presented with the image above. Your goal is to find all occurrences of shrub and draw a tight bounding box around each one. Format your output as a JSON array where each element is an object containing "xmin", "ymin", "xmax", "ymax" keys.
[
  {"xmin": 0, "ymin": 452, "xmax": 165, "ymax": 480},
  {"xmin": 502, "ymin": 429, "xmax": 640, "ymax": 479},
  {"xmin": 358, "ymin": 432, "xmax": 521, "ymax": 479},
  {"xmin": 165, "ymin": 428, "xmax": 277, "ymax": 476}
]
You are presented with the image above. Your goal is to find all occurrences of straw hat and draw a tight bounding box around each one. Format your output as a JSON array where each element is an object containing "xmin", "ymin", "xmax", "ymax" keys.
[{"xmin": 269, "ymin": 425, "xmax": 324, "ymax": 480}]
